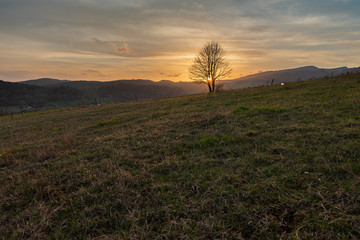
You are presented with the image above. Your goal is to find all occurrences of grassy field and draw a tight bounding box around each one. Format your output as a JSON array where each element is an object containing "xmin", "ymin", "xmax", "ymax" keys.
[{"xmin": 1, "ymin": 74, "xmax": 359, "ymax": 239}]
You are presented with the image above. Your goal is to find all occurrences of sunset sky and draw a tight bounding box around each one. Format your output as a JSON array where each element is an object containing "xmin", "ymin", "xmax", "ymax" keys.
[{"xmin": 1, "ymin": 0, "xmax": 360, "ymax": 82}]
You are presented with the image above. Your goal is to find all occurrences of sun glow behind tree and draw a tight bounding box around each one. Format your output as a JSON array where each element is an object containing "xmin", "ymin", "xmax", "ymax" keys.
[{"xmin": 189, "ymin": 41, "xmax": 232, "ymax": 92}]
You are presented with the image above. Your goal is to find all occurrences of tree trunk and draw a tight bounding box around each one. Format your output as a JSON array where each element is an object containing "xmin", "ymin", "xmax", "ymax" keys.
[{"xmin": 207, "ymin": 83, "xmax": 212, "ymax": 92}]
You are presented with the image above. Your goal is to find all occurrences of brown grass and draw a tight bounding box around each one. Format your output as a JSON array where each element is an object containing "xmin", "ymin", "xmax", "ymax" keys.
[{"xmin": 1, "ymin": 74, "xmax": 360, "ymax": 239}]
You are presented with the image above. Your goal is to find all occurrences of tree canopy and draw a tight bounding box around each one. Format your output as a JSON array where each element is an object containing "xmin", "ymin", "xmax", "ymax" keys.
[{"xmin": 189, "ymin": 41, "xmax": 232, "ymax": 92}]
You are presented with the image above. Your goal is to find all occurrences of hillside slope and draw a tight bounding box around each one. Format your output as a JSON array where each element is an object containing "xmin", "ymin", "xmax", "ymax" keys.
[
  {"xmin": 0, "ymin": 74, "xmax": 359, "ymax": 238},
  {"xmin": 223, "ymin": 66, "xmax": 360, "ymax": 89}
]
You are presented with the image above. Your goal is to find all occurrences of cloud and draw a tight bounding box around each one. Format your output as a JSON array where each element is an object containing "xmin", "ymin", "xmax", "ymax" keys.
[
  {"xmin": 167, "ymin": 73, "xmax": 182, "ymax": 78},
  {"xmin": 1, "ymin": 0, "xmax": 360, "ymax": 81},
  {"xmin": 82, "ymin": 69, "xmax": 106, "ymax": 77},
  {"xmin": 193, "ymin": 2, "xmax": 204, "ymax": 9},
  {"xmin": 91, "ymin": 37, "xmax": 130, "ymax": 54},
  {"xmin": 160, "ymin": 72, "xmax": 182, "ymax": 77}
]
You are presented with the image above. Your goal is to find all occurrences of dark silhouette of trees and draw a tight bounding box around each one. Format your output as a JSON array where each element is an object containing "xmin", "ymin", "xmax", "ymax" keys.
[{"xmin": 189, "ymin": 41, "xmax": 232, "ymax": 92}]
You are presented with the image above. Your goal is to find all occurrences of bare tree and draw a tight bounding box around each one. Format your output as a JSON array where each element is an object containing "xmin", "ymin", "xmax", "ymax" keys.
[{"xmin": 189, "ymin": 41, "xmax": 232, "ymax": 92}]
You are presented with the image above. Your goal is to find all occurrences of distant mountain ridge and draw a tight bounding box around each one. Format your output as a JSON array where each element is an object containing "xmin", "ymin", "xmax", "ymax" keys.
[
  {"xmin": 20, "ymin": 78, "xmax": 71, "ymax": 86},
  {"xmin": 19, "ymin": 66, "xmax": 360, "ymax": 91},
  {"xmin": 2, "ymin": 65, "xmax": 359, "ymax": 115},
  {"xmin": 223, "ymin": 66, "xmax": 360, "ymax": 89}
]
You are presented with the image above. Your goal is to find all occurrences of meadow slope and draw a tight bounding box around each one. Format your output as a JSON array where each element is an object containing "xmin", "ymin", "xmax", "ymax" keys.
[{"xmin": 1, "ymin": 74, "xmax": 359, "ymax": 239}]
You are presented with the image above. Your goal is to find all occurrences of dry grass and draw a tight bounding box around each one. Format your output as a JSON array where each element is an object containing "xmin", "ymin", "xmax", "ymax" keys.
[{"xmin": 1, "ymin": 74, "xmax": 360, "ymax": 239}]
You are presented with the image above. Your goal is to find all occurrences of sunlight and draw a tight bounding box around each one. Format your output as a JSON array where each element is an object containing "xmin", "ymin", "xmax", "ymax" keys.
[{"xmin": 203, "ymin": 76, "xmax": 212, "ymax": 83}]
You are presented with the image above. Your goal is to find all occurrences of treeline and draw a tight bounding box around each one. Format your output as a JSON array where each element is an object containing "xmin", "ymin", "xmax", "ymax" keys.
[
  {"xmin": 0, "ymin": 81, "xmax": 84, "ymax": 115},
  {"xmin": 0, "ymin": 81, "xmax": 82, "ymax": 106}
]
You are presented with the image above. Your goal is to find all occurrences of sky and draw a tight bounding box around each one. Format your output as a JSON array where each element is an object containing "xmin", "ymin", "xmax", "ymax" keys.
[{"xmin": 1, "ymin": 0, "xmax": 360, "ymax": 82}]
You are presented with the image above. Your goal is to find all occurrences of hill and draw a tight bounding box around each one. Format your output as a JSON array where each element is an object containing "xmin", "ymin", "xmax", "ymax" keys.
[
  {"xmin": 223, "ymin": 66, "xmax": 360, "ymax": 89},
  {"xmin": 0, "ymin": 79, "xmax": 206, "ymax": 115},
  {"xmin": 0, "ymin": 74, "xmax": 359, "ymax": 238},
  {"xmin": 0, "ymin": 80, "xmax": 84, "ymax": 115},
  {"xmin": 20, "ymin": 78, "xmax": 71, "ymax": 86}
]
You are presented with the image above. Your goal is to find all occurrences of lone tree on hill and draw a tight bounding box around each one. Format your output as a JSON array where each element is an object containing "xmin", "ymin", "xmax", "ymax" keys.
[{"xmin": 189, "ymin": 41, "xmax": 232, "ymax": 92}]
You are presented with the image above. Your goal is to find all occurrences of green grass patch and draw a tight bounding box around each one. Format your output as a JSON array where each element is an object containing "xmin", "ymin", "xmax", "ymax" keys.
[
  {"xmin": 185, "ymin": 134, "xmax": 238, "ymax": 149},
  {"xmin": 234, "ymin": 105, "xmax": 285, "ymax": 116},
  {"xmin": 151, "ymin": 111, "xmax": 168, "ymax": 119}
]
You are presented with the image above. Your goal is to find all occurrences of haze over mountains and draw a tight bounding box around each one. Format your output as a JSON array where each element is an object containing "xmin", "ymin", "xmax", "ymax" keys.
[{"xmin": 1, "ymin": 66, "xmax": 359, "ymax": 115}]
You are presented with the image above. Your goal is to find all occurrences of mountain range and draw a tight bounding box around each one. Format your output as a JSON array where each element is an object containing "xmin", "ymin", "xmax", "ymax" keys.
[{"xmin": 1, "ymin": 66, "xmax": 359, "ymax": 115}]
